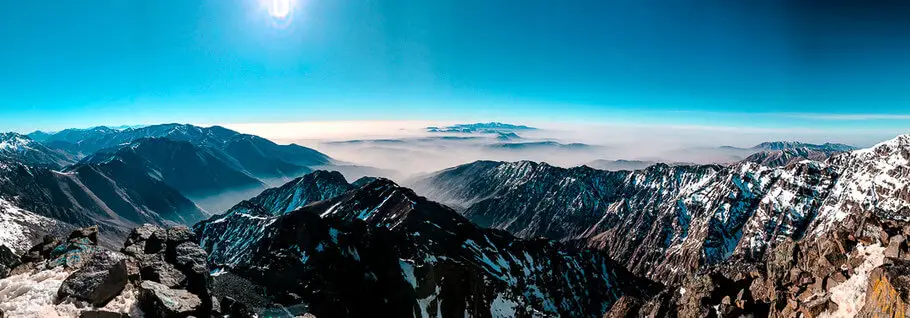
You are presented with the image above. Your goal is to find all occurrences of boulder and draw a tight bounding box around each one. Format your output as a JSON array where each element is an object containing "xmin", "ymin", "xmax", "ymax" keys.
[
  {"xmin": 47, "ymin": 235, "xmax": 101, "ymax": 268},
  {"xmin": 884, "ymin": 235, "xmax": 905, "ymax": 259},
  {"xmin": 123, "ymin": 224, "xmax": 167, "ymax": 256},
  {"xmin": 173, "ymin": 242, "xmax": 210, "ymax": 296},
  {"xmin": 167, "ymin": 226, "xmax": 197, "ymax": 246},
  {"xmin": 857, "ymin": 259, "xmax": 910, "ymax": 318},
  {"xmin": 139, "ymin": 254, "xmax": 187, "ymax": 288},
  {"xmin": 21, "ymin": 235, "xmax": 60, "ymax": 263},
  {"xmin": 798, "ymin": 296, "xmax": 835, "ymax": 317},
  {"xmin": 139, "ymin": 280, "xmax": 202, "ymax": 318},
  {"xmin": 57, "ymin": 251, "xmax": 128, "ymax": 307},
  {"xmin": 0, "ymin": 244, "xmax": 21, "ymax": 278},
  {"xmin": 69, "ymin": 226, "xmax": 99, "ymax": 245}
]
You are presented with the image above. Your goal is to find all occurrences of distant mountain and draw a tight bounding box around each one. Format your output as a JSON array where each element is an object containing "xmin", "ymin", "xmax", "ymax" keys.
[
  {"xmin": 495, "ymin": 131, "xmax": 521, "ymax": 140},
  {"xmin": 76, "ymin": 138, "xmax": 266, "ymax": 206},
  {"xmin": 741, "ymin": 148, "xmax": 832, "ymax": 167},
  {"xmin": 0, "ymin": 132, "xmax": 76, "ymax": 168},
  {"xmin": 37, "ymin": 123, "xmax": 331, "ymax": 180},
  {"xmin": 585, "ymin": 159, "xmax": 657, "ymax": 171},
  {"xmin": 485, "ymin": 141, "xmax": 592, "ymax": 151},
  {"xmin": 411, "ymin": 136, "xmax": 910, "ymax": 285},
  {"xmin": 0, "ymin": 160, "xmax": 206, "ymax": 247},
  {"xmin": 426, "ymin": 122, "xmax": 536, "ymax": 134},
  {"xmin": 25, "ymin": 130, "xmax": 53, "ymax": 142},
  {"xmin": 196, "ymin": 176, "xmax": 656, "ymax": 317},
  {"xmin": 738, "ymin": 141, "xmax": 857, "ymax": 167},
  {"xmin": 751, "ymin": 141, "xmax": 857, "ymax": 152},
  {"xmin": 667, "ymin": 140, "xmax": 859, "ymax": 165}
]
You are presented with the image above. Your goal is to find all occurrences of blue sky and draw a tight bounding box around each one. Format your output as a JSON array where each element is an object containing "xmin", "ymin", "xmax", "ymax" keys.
[{"xmin": 0, "ymin": 0, "xmax": 909, "ymax": 134}]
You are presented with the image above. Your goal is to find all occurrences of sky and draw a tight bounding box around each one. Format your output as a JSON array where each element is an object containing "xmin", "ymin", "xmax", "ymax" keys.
[{"xmin": 0, "ymin": 0, "xmax": 909, "ymax": 137}]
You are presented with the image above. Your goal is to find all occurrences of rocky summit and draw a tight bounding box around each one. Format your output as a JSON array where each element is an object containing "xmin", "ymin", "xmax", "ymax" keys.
[
  {"xmin": 195, "ymin": 177, "xmax": 659, "ymax": 317},
  {"xmin": 0, "ymin": 224, "xmax": 254, "ymax": 318}
]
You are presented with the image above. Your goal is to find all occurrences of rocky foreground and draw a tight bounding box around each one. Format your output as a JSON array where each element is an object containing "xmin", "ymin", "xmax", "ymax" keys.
[
  {"xmin": 0, "ymin": 225, "xmax": 287, "ymax": 318},
  {"xmin": 606, "ymin": 212, "xmax": 910, "ymax": 317}
]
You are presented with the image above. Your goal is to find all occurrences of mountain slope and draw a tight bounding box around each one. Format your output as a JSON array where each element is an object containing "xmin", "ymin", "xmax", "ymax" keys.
[
  {"xmin": 38, "ymin": 124, "xmax": 331, "ymax": 180},
  {"xmin": 195, "ymin": 177, "xmax": 657, "ymax": 317},
  {"xmin": 741, "ymin": 148, "xmax": 833, "ymax": 167},
  {"xmin": 411, "ymin": 135, "xmax": 910, "ymax": 283},
  {"xmin": 0, "ymin": 133, "xmax": 75, "ymax": 168},
  {"xmin": 78, "ymin": 138, "xmax": 265, "ymax": 197},
  {"xmin": 243, "ymin": 170, "xmax": 353, "ymax": 215},
  {"xmin": 0, "ymin": 160, "xmax": 206, "ymax": 246},
  {"xmin": 0, "ymin": 197, "xmax": 72, "ymax": 253}
]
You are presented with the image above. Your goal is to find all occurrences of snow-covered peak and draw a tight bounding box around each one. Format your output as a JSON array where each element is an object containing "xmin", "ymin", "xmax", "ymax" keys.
[
  {"xmin": 851, "ymin": 133, "xmax": 910, "ymax": 156},
  {"xmin": 0, "ymin": 133, "xmax": 36, "ymax": 152}
]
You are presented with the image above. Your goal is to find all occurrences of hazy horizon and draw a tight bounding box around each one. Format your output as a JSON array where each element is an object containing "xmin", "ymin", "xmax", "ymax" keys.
[{"xmin": 2, "ymin": 1, "xmax": 909, "ymax": 137}]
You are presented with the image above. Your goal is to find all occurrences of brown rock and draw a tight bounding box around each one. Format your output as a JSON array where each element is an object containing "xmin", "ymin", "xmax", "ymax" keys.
[
  {"xmin": 799, "ymin": 296, "xmax": 834, "ymax": 318},
  {"xmin": 885, "ymin": 235, "xmax": 905, "ymax": 259},
  {"xmin": 603, "ymin": 296, "xmax": 642, "ymax": 318},
  {"xmin": 856, "ymin": 259, "xmax": 910, "ymax": 318}
]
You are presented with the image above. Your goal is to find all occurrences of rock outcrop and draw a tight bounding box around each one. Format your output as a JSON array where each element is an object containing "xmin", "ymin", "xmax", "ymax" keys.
[
  {"xmin": 607, "ymin": 212, "xmax": 910, "ymax": 317},
  {"xmin": 0, "ymin": 245, "xmax": 19, "ymax": 279},
  {"xmin": 0, "ymin": 224, "xmax": 219, "ymax": 317}
]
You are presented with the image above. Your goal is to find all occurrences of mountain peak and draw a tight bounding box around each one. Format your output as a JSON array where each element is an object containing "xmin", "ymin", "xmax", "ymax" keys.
[
  {"xmin": 0, "ymin": 132, "xmax": 35, "ymax": 151},
  {"xmin": 751, "ymin": 140, "xmax": 857, "ymax": 152}
]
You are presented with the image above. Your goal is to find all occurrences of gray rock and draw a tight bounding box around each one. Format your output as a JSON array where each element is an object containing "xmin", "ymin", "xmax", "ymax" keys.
[
  {"xmin": 174, "ymin": 242, "xmax": 207, "ymax": 269},
  {"xmin": 57, "ymin": 251, "xmax": 128, "ymax": 307},
  {"xmin": 123, "ymin": 224, "xmax": 167, "ymax": 256},
  {"xmin": 173, "ymin": 242, "xmax": 210, "ymax": 298},
  {"xmin": 21, "ymin": 235, "xmax": 60, "ymax": 263},
  {"xmin": 167, "ymin": 226, "xmax": 196, "ymax": 246},
  {"xmin": 139, "ymin": 280, "xmax": 202, "ymax": 318},
  {"xmin": 885, "ymin": 235, "xmax": 905, "ymax": 259},
  {"xmin": 68, "ymin": 226, "xmax": 99, "ymax": 245},
  {"xmin": 140, "ymin": 255, "xmax": 186, "ymax": 288},
  {"xmin": 0, "ymin": 244, "xmax": 21, "ymax": 279}
]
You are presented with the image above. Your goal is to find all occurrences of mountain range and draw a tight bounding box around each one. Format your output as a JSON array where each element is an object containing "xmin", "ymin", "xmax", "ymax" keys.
[
  {"xmin": 1, "ymin": 122, "xmax": 908, "ymax": 317},
  {"xmin": 426, "ymin": 122, "xmax": 537, "ymax": 134},
  {"xmin": 196, "ymin": 173, "xmax": 657, "ymax": 317},
  {"xmin": 410, "ymin": 135, "xmax": 906, "ymax": 285},
  {"xmin": 0, "ymin": 124, "xmax": 339, "ymax": 247}
]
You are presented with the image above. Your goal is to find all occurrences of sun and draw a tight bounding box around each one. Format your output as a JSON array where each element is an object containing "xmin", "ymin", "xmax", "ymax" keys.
[{"xmin": 267, "ymin": 0, "xmax": 293, "ymax": 20}]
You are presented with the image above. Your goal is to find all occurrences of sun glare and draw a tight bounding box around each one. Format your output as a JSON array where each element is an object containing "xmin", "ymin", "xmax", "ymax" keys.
[{"xmin": 267, "ymin": 0, "xmax": 293, "ymax": 20}]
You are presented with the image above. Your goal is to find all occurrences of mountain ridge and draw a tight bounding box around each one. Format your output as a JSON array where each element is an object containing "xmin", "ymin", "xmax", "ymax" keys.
[
  {"xmin": 196, "ymin": 174, "xmax": 658, "ymax": 317},
  {"xmin": 411, "ymin": 134, "xmax": 909, "ymax": 284}
]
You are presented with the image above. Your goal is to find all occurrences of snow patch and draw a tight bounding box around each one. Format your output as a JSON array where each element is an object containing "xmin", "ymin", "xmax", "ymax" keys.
[
  {"xmin": 0, "ymin": 266, "xmax": 143, "ymax": 318},
  {"xmin": 0, "ymin": 198, "xmax": 59, "ymax": 254},
  {"xmin": 821, "ymin": 243, "xmax": 886, "ymax": 318}
]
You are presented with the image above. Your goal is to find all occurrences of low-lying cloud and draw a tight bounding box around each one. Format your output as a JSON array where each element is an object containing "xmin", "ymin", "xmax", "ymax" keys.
[{"xmin": 222, "ymin": 120, "xmax": 903, "ymax": 181}]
